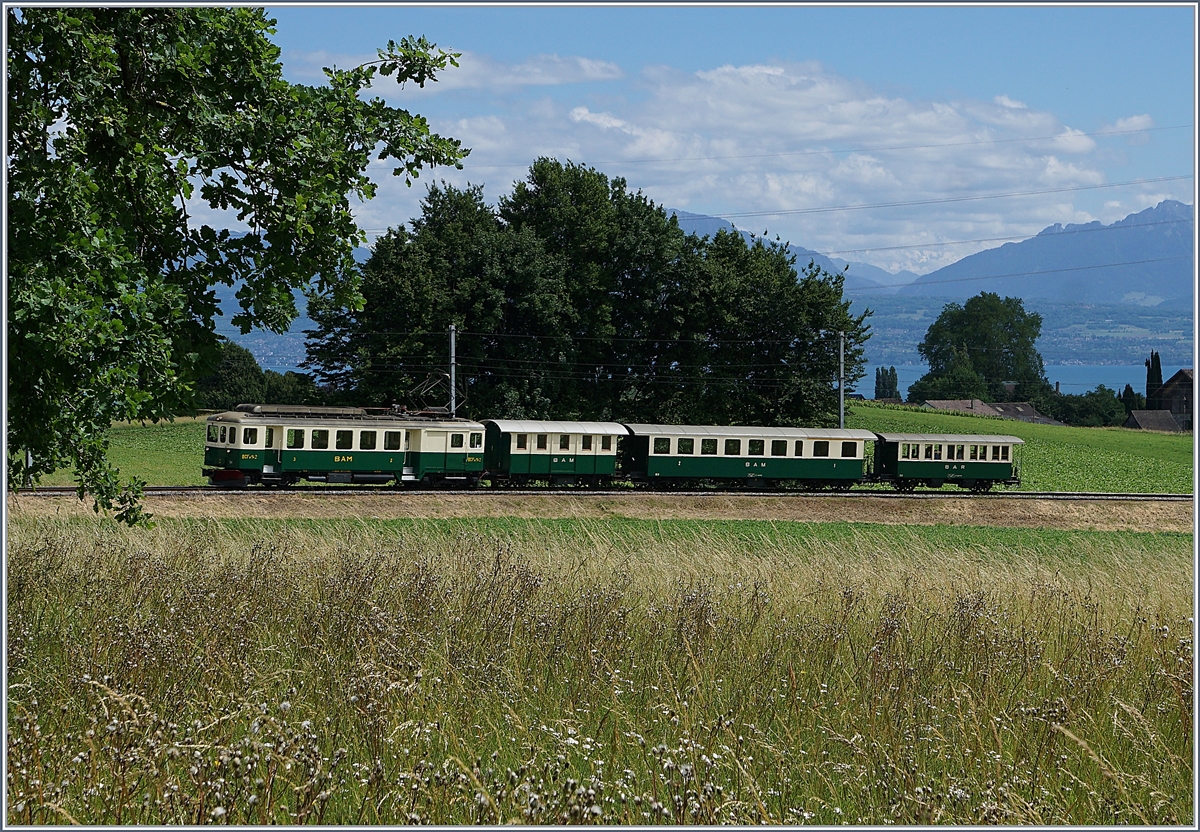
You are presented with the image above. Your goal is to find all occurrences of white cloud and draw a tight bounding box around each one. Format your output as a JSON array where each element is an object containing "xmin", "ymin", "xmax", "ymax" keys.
[{"xmin": 993, "ymin": 94, "xmax": 1027, "ymax": 109}]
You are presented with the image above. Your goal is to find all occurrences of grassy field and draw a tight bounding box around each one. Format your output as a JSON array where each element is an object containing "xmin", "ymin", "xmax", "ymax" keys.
[
  {"xmin": 34, "ymin": 405, "xmax": 1194, "ymax": 493},
  {"xmin": 6, "ymin": 515, "xmax": 1193, "ymax": 825}
]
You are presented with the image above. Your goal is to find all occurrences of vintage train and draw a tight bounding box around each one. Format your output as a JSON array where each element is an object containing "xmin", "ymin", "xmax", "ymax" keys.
[{"xmin": 203, "ymin": 404, "xmax": 1023, "ymax": 492}]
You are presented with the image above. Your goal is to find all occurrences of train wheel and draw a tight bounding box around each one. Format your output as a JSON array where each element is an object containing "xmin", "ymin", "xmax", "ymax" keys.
[
  {"xmin": 894, "ymin": 481, "xmax": 916, "ymax": 493},
  {"xmin": 971, "ymin": 481, "xmax": 994, "ymax": 493}
]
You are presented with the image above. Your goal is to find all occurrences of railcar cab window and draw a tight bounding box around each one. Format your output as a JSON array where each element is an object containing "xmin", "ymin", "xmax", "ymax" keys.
[
  {"xmin": 701, "ymin": 438, "xmax": 717, "ymax": 455},
  {"xmin": 451, "ymin": 433, "xmax": 465, "ymax": 449},
  {"xmin": 336, "ymin": 430, "xmax": 352, "ymax": 450},
  {"xmin": 219, "ymin": 426, "xmax": 227, "ymax": 443},
  {"xmin": 771, "ymin": 440, "xmax": 787, "ymax": 457},
  {"xmin": 470, "ymin": 432, "xmax": 483, "ymax": 449},
  {"xmin": 601, "ymin": 436, "xmax": 612, "ymax": 451},
  {"xmin": 813, "ymin": 440, "xmax": 830, "ymax": 457},
  {"xmin": 748, "ymin": 439, "xmax": 765, "ymax": 456},
  {"xmin": 653, "ymin": 437, "xmax": 671, "ymax": 454},
  {"xmin": 208, "ymin": 424, "xmax": 219, "ymax": 442},
  {"xmin": 287, "ymin": 429, "xmax": 305, "ymax": 449},
  {"xmin": 582, "ymin": 435, "xmax": 592, "ymax": 451},
  {"xmin": 537, "ymin": 434, "xmax": 548, "ymax": 450},
  {"xmin": 795, "ymin": 440, "xmax": 804, "ymax": 457},
  {"xmin": 677, "ymin": 438, "xmax": 694, "ymax": 454},
  {"xmin": 243, "ymin": 428, "xmax": 258, "ymax": 445},
  {"xmin": 559, "ymin": 434, "xmax": 570, "ymax": 451},
  {"xmin": 359, "ymin": 431, "xmax": 377, "ymax": 450},
  {"xmin": 311, "ymin": 430, "xmax": 329, "ymax": 450},
  {"xmin": 516, "ymin": 434, "xmax": 528, "ymax": 450},
  {"xmin": 384, "ymin": 431, "xmax": 402, "ymax": 451},
  {"xmin": 841, "ymin": 441, "xmax": 856, "ymax": 458},
  {"xmin": 725, "ymin": 439, "xmax": 741, "ymax": 456}
]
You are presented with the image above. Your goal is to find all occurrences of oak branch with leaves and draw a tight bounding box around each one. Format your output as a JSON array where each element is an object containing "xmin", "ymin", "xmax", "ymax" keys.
[{"xmin": 6, "ymin": 7, "xmax": 467, "ymax": 522}]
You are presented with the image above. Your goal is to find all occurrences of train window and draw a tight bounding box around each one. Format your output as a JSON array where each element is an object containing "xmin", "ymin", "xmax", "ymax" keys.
[
  {"xmin": 653, "ymin": 437, "xmax": 671, "ymax": 454},
  {"xmin": 208, "ymin": 424, "xmax": 219, "ymax": 442},
  {"xmin": 771, "ymin": 440, "xmax": 787, "ymax": 457},
  {"xmin": 220, "ymin": 426, "xmax": 227, "ymax": 443},
  {"xmin": 933, "ymin": 444, "xmax": 942, "ymax": 460},
  {"xmin": 384, "ymin": 431, "xmax": 402, "ymax": 451},
  {"xmin": 451, "ymin": 433, "xmax": 465, "ymax": 449},
  {"xmin": 924, "ymin": 444, "xmax": 933, "ymax": 460},
  {"xmin": 311, "ymin": 430, "xmax": 329, "ymax": 450},
  {"xmin": 992, "ymin": 445, "xmax": 1001, "ymax": 461},
  {"xmin": 701, "ymin": 438, "xmax": 717, "ymax": 455},
  {"xmin": 795, "ymin": 440, "xmax": 804, "ymax": 457},
  {"xmin": 559, "ymin": 435, "xmax": 570, "ymax": 451},
  {"xmin": 900, "ymin": 443, "xmax": 909, "ymax": 459},
  {"xmin": 813, "ymin": 441, "xmax": 830, "ymax": 457},
  {"xmin": 955, "ymin": 444, "xmax": 965, "ymax": 460},
  {"xmin": 265, "ymin": 428, "xmax": 274, "ymax": 449},
  {"xmin": 602, "ymin": 436, "xmax": 612, "ymax": 451},
  {"xmin": 336, "ymin": 430, "xmax": 353, "ymax": 450},
  {"xmin": 360, "ymin": 431, "xmax": 377, "ymax": 450},
  {"xmin": 516, "ymin": 434, "xmax": 528, "ymax": 450},
  {"xmin": 841, "ymin": 441, "xmax": 856, "ymax": 458},
  {"xmin": 969, "ymin": 445, "xmax": 978, "ymax": 460},
  {"xmin": 287, "ymin": 429, "xmax": 305, "ymax": 449},
  {"xmin": 470, "ymin": 432, "xmax": 483, "ymax": 449},
  {"xmin": 725, "ymin": 439, "xmax": 741, "ymax": 455},
  {"xmin": 1001, "ymin": 445, "xmax": 1009, "ymax": 461},
  {"xmin": 537, "ymin": 435, "xmax": 548, "ymax": 450},
  {"xmin": 404, "ymin": 431, "xmax": 411, "ymax": 451},
  {"xmin": 748, "ymin": 439, "xmax": 765, "ymax": 456},
  {"xmin": 244, "ymin": 428, "xmax": 258, "ymax": 445},
  {"xmin": 677, "ymin": 438, "xmax": 694, "ymax": 454},
  {"xmin": 582, "ymin": 435, "xmax": 592, "ymax": 451}
]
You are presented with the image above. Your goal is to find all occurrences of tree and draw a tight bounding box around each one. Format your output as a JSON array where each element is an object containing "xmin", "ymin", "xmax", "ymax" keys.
[
  {"xmin": 906, "ymin": 345, "xmax": 988, "ymax": 403},
  {"xmin": 7, "ymin": 7, "xmax": 466, "ymax": 521},
  {"xmin": 264, "ymin": 370, "xmax": 325, "ymax": 406},
  {"xmin": 1042, "ymin": 385, "xmax": 1126, "ymax": 427},
  {"xmin": 1146, "ymin": 350, "xmax": 1164, "ymax": 409},
  {"xmin": 194, "ymin": 342, "xmax": 265, "ymax": 411},
  {"xmin": 874, "ymin": 366, "xmax": 899, "ymax": 400},
  {"xmin": 912, "ymin": 292, "xmax": 1049, "ymax": 402},
  {"xmin": 1121, "ymin": 383, "xmax": 1146, "ymax": 415}
]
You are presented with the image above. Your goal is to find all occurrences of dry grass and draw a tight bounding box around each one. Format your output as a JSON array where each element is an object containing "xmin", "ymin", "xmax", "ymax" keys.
[{"xmin": 6, "ymin": 515, "xmax": 1193, "ymax": 824}]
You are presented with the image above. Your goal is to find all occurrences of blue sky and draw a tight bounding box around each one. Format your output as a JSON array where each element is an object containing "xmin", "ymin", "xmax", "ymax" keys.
[{"xmin": 255, "ymin": 3, "xmax": 1196, "ymax": 275}]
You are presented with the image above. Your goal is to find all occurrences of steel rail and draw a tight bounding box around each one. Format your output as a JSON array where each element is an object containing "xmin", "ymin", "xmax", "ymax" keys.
[{"xmin": 13, "ymin": 485, "xmax": 1194, "ymax": 502}]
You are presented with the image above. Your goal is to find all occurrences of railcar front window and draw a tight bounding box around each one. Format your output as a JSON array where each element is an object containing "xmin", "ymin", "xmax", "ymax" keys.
[
  {"xmin": 653, "ymin": 438, "xmax": 670, "ymax": 454},
  {"xmin": 813, "ymin": 441, "xmax": 829, "ymax": 457},
  {"xmin": 725, "ymin": 439, "xmax": 741, "ymax": 455},
  {"xmin": 311, "ymin": 430, "xmax": 329, "ymax": 450},
  {"xmin": 208, "ymin": 424, "xmax": 219, "ymax": 442},
  {"xmin": 336, "ymin": 430, "xmax": 353, "ymax": 450},
  {"xmin": 470, "ymin": 433, "xmax": 483, "ymax": 449},
  {"xmin": 677, "ymin": 438, "xmax": 694, "ymax": 454},
  {"xmin": 771, "ymin": 440, "xmax": 787, "ymax": 457},
  {"xmin": 841, "ymin": 441, "xmax": 856, "ymax": 458},
  {"xmin": 220, "ymin": 426, "xmax": 227, "ymax": 443},
  {"xmin": 748, "ymin": 440, "xmax": 764, "ymax": 456},
  {"xmin": 701, "ymin": 438, "xmax": 717, "ymax": 455},
  {"xmin": 384, "ymin": 431, "xmax": 402, "ymax": 451},
  {"xmin": 287, "ymin": 429, "xmax": 304, "ymax": 449},
  {"xmin": 244, "ymin": 428, "xmax": 258, "ymax": 445},
  {"xmin": 451, "ymin": 433, "xmax": 465, "ymax": 449},
  {"xmin": 795, "ymin": 440, "xmax": 804, "ymax": 457},
  {"xmin": 360, "ymin": 431, "xmax": 377, "ymax": 450}
]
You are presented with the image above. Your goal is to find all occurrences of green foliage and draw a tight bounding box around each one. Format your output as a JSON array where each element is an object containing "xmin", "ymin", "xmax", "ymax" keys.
[
  {"xmin": 6, "ymin": 7, "xmax": 465, "ymax": 521},
  {"xmin": 905, "ymin": 344, "xmax": 988, "ymax": 403},
  {"xmin": 874, "ymin": 366, "xmax": 899, "ymax": 400},
  {"xmin": 306, "ymin": 160, "xmax": 870, "ymax": 426},
  {"xmin": 1146, "ymin": 350, "xmax": 1164, "ymax": 409},
  {"xmin": 1122, "ymin": 383, "xmax": 1147, "ymax": 415},
  {"xmin": 912, "ymin": 293, "xmax": 1050, "ymax": 403},
  {"xmin": 264, "ymin": 369, "xmax": 325, "ymax": 406},
  {"xmin": 194, "ymin": 342, "xmax": 264, "ymax": 411},
  {"xmin": 7, "ymin": 517, "xmax": 1192, "ymax": 824},
  {"xmin": 1036, "ymin": 384, "xmax": 1128, "ymax": 428}
]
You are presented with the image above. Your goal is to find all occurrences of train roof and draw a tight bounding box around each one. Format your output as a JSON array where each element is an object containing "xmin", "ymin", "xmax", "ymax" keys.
[
  {"xmin": 875, "ymin": 433, "xmax": 1025, "ymax": 444},
  {"xmin": 482, "ymin": 419, "xmax": 630, "ymax": 435},
  {"xmin": 624, "ymin": 424, "xmax": 877, "ymax": 440},
  {"xmin": 207, "ymin": 406, "xmax": 484, "ymax": 429}
]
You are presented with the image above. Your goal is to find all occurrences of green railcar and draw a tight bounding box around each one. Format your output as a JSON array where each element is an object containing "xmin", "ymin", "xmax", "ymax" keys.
[
  {"xmin": 872, "ymin": 433, "xmax": 1024, "ymax": 492},
  {"xmin": 622, "ymin": 424, "xmax": 878, "ymax": 488},
  {"xmin": 203, "ymin": 405, "xmax": 485, "ymax": 486},
  {"xmin": 482, "ymin": 420, "xmax": 628, "ymax": 485}
]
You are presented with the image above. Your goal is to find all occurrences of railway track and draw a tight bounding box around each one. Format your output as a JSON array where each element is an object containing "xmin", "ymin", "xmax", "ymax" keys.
[{"xmin": 14, "ymin": 485, "xmax": 1194, "ymax": 502}]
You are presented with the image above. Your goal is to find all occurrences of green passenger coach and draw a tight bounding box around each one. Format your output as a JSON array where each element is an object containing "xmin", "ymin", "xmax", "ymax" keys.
[
  {"xmin": 872, "ymin": 433, "xmax": 1023, "ymax": 492},
  {"xmin": 482, "ymin": 420, "xmax": 628, "ymax": 485},
  {"xmin": 622, "ymin": 424, "xmax": 878, "ymax": 488},
  {"xmin": 203, "ymin": 405, "xmax": 485, "ymax": 487}
]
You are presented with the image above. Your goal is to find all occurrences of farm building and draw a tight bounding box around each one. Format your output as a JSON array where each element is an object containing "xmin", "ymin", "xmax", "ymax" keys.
[
  {"xmin": 1153, "ymin": 369, "xmax": 1193, "ymax": 430},
  {"xmin": 920, "ymin": 399, "xmax": 1063, "ymax": 426},
  {"xmin": 1124, "ymin": 409, "xmax": 1185, "ymax": 432}
]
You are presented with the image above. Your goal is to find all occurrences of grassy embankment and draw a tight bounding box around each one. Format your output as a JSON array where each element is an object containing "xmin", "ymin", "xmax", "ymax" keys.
[
  {"xmin": 33, "ymin": 404, "xmax": 1194, "ymax": 493},
  {"xmin": 6, "ymin": 515, "xmax": 1193, "ymax": 825}
]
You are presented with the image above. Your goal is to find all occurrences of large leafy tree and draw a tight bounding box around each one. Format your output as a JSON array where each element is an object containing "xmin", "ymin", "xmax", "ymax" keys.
[
  {"xmin": 911, "ymin": 292, "xmax": 1049, "ymax": 403},
  {"xmin": 6, "ymin": 7, "xmax": 465, "ymax": 519}
]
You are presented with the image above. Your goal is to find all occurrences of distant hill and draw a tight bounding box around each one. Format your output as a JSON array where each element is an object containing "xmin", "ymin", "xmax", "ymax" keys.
[
  {"xmin": 669, "ymin": 209, "xmax": 920, "ymax": 293},
  {"xmin": 898, "ymin": 200, "xmax": 1194, "ymax": 306}
]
